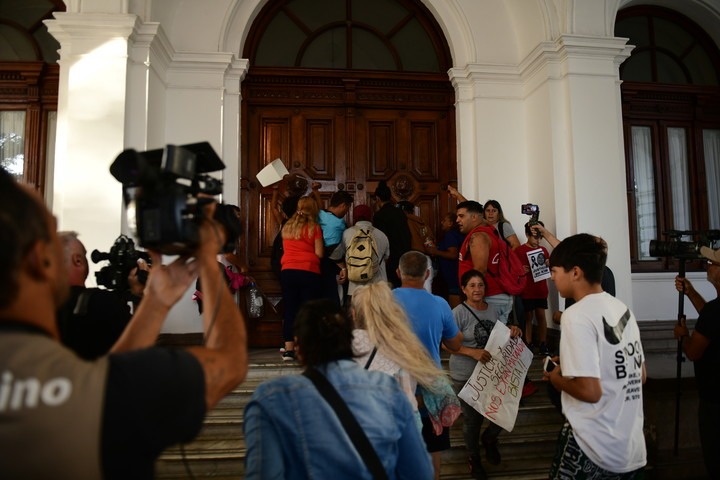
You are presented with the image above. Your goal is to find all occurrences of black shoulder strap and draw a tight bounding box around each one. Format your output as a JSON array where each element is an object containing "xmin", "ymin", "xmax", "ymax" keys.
[
  {"xmin": 303, "ymin": 367, "xmax": 389, "ymax": 480},
  {"xmin": 461, "ymin": 302, "xmax": 493, "ymax": 336},
  {"xmin": 364, "ymin": 347, "xmax": 378, "ymax": 369},
  {"xmin": 498, "ymin": 222, "xmax": 511, "ymax": 246}
]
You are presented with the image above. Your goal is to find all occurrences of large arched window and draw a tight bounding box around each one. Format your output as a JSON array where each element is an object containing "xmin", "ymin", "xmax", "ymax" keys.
[
  {"xmin": 244, "ymin": 0, "xmax": 451, "ymax": 73},
  {"xmin": 616, "ymin": 6, "xmax": 720, "ymax": 272},
  {"xmin": 0, "ymin": 0, "xmax": 62, "ymax": 194}
]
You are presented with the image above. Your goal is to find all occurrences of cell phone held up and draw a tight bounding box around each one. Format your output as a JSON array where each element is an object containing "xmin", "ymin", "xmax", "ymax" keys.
[
  {"xmin": 521, "ymin": 203, "xmax": 542, "ymax": 238},
  {"xmin": 543, "ymin": 356, "xmax": 557, "ymax": 373}
]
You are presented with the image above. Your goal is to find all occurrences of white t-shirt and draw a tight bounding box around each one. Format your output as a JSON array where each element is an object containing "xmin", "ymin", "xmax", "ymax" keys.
[{"xmin": 560, "ymin": 292, "xmax": 646, "ymax": 473}]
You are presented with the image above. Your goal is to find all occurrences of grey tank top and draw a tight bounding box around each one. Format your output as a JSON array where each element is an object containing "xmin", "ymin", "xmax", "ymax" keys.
[{"xmin": 0, "ymin": 329, "xmax": 108, "ymax": 479}]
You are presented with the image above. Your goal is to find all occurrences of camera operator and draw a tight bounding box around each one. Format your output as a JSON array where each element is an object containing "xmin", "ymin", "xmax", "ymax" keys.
[
  {"xmin": 57, "ymin": 231, "xmax": 148, "ymax": 360},
  {"xmin": 673, "ymin": 247, "xmax": 720, "ymax": 479},
  {"xmin": 0, "ymin": 168, "xmax": 248, "ymax": 479}
]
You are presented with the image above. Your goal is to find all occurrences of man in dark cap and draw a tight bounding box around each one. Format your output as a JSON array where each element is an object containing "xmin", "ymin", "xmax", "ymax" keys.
[{"xmin": 372, "ymin": 181, "xmax": 411, "ymax": 288}]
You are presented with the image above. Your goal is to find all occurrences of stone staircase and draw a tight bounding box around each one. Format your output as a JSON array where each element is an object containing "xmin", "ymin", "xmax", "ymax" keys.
[{"xmin": 155, "ymin": 350, "xmax": 564, "ymax": 480}]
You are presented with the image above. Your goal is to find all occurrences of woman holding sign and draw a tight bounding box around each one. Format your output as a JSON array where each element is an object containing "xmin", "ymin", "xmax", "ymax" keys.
[{"xmin": 449, "ymin": 270, "xmax": 523, "ymax": 480}]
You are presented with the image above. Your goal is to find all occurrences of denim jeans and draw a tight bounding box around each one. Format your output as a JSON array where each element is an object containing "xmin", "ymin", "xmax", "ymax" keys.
[
  {"xmin": 485, "ymin": 293, "xmax": 513, "ymax": 325},
  {"xmin": 452, "ymin": 380, "xmax": 502, "ymax": 458}
]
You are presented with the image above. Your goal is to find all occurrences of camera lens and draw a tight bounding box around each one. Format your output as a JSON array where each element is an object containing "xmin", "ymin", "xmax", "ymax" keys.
[{"xmin": 648, "ymin": 240, "xmax": 675, "ymax": 257}]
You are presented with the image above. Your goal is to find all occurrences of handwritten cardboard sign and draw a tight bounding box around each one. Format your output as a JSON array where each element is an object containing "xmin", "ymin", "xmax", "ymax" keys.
[
  {"xmin": 457, "ymin": 322, "xmax": 534, "ymax": 432},
  {"xmin": 526, "ymin": 247, "xmax": 551, "ymax": 282}
]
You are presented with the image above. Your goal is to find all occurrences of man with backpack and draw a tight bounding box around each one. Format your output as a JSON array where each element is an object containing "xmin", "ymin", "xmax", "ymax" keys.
[
  {"xmin": 330, "ymin": 205, "xmax": 389, "ymax": 300},
  {"xmin": 456, "ymin": 200, "xmax": 526, "ymax": 324}
]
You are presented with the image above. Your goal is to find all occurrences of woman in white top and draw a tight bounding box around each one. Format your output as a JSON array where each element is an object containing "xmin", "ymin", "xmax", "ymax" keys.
[{"xmin": 350, "ymin": 282, "xmax": 445, "ymax": 422}]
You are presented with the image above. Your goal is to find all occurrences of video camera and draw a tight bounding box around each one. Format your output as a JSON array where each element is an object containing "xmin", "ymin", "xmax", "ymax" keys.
[
  {"xmin": 92, "ymin": 235, "xmax": 151, "ymax": 292},
  {"xmin": 521, "ymin": 203, "xmax": 541, "ymax": 237},
  {"xmin": 109, "ymin": 142, "xmax": 241, "ymax": 255},
  {"xmin": 649, "ymin": 230, "xmax": 720, "ymax": 260}
]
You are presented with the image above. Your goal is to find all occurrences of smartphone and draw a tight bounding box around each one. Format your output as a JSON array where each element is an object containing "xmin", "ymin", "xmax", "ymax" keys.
[
  {"xmin": 521, "ymin": 203, "xmax": 539, "ymax": 215},
  {"xmin": 543, "ymin": 356, "xmax": 557, "ymax": 373}
]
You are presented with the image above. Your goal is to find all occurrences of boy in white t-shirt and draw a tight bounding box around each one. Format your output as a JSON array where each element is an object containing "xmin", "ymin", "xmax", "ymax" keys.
[{"xmin": 545, "ymin": 234, "xmax": 646, "ymax": 479}]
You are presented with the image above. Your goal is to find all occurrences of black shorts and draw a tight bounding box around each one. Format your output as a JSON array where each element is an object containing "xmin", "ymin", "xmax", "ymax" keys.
[
  {"xmin": 522, "ymin": 297, "xmax": 548, "ymax": 311},
  {"xmin": 421, "ymin": 416, "xmax": 450, "ymax": 452}
]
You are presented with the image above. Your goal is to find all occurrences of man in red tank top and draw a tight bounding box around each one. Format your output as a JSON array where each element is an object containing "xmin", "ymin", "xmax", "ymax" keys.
[{"xmin": 455, "ymin": 200, "xmax": 513, "ymax": 324}]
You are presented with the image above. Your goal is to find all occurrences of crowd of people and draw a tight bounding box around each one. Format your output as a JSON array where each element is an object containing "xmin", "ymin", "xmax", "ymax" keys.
[{"xmin": 1, "ymin": 163, "xmax": 718, "ymax": 479}]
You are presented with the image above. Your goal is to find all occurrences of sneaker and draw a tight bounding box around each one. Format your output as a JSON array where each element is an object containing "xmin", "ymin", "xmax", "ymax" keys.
[
  {"xmin": 282, "ymin": 350, "xmax": 295, "ymax": 361},
  {"xmin": 522, "ymin": 379, "xmax": 538, "ymax": 398},
  {"xmin": 539, "ymin": 343, "xmax": 549, "ymax": 356},
  {"xmin": 481, "ymin": 435, "xmax": 501, "ymax": 466},
  {"xmin": 468, "ymin": 455, "xmax": 488, "ymax": 480},
  {"xmin": 279, "ymin": 345, "xmax": 286, "ymax": 353}
]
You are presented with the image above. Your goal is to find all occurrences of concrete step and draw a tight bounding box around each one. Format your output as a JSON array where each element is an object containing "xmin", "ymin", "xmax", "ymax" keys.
[{"xmin": 156, "ymin": 350, "xmax": 564, "ymax": 479}]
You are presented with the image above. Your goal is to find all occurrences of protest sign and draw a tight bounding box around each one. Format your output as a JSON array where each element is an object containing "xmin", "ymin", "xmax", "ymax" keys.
[
  {"xmin": 457, "ymin": 322, "xmax": 534, "ymax": 432},
  {"xmin": 526, "ymin": 247, "xmax": 550, "ymax": 282}
]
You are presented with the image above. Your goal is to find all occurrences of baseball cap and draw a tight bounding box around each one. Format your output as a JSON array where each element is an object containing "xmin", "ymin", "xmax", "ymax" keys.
[{"xmin": 353, "ymin": 205, "xmax": 373, "ymax": 222}]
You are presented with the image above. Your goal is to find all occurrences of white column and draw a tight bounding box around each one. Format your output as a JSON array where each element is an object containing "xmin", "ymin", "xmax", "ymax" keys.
[
  {"xmin": 525, "ymin": 35, "xmax": 634, "ymax": 308},
  {"xmin": 46, "ymin": 13, "xmax": 139, "ymax": 280},
  {"xmin": 221, "ymin": 58, "xmax": 249, "ymax": 207},
  {"xmin": 448, "ymin": 68, "xmax": 478, "ymax": 198}
]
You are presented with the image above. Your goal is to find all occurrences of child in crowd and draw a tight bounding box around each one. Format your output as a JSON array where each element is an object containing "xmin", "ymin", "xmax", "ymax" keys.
[
  {"xmin": 545, "ymin": 234, "xmax": 646, "ymax": 479},
  {"xmin": 426, "ymin": 212, "xmax": 466, "ymax": 308},
  {"xmin": 515, "ymin": 221, "xmax": 550, "ymax": 355}
]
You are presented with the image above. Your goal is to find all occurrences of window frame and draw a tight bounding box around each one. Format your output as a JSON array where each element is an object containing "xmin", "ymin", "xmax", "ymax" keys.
[
  {"xmin": 622, "ymin": 82, "xmax": 720, "ymax": 272},
  {"xmin": 0, "ymin": 61, "xmax": 58, "ymax": 196},
  {"xmin": 617, "ymin": 5, "xmax": 720, "ymax": 273}
]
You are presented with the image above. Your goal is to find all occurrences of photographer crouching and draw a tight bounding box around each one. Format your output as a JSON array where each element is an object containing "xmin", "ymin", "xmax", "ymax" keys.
[
  {"xmin": 673, "ymin": 246, "xmax": 720, "ymax": 480},
  {"xmin": 0, "ymin": 166, "xmax": 248, "ymax": 479}
]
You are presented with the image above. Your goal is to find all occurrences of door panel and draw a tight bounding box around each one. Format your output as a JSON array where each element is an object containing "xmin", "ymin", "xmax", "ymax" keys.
[{"xmin": 242, "ymin": 77, "xmax": 456, "ymax": 347}]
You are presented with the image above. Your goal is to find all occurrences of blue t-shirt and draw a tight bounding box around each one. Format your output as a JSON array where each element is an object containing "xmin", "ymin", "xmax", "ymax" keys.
[
  {"xmin": 437, "ymin": 229, "xmax": 465, "ymax": 290},
  {"xmin": 318, "ymin": 210, "xmax": 346, "ymax": 247},
  {"xmin": 393, "ymin": 288, "xmax": 459, "ymax": 367}
]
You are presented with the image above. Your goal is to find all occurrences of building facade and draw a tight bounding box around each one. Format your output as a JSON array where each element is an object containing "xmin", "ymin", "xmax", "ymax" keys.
[{"xmin": 2, "ymin": 0, "xmax": 718, "ymax": 352}]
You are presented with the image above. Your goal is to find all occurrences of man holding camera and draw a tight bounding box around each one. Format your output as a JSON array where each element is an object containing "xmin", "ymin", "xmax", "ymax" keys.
[
  {"xmin": 674, "ymin": 247, "xmax": 720, "ymax": 479},
  {"xmin": 0, "ymin": 168, "xmax": 248, "ymax": 479},
  {"xmin": 57, "ymin": 232, "xmax": 148, "ymax": 360}
]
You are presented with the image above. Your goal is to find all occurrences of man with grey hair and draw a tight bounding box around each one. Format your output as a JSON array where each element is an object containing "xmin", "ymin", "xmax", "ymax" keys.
[
  {"xmin": 60, "ymin": 231, "xmax": 89, "ymax": 287},
  {"xmin": 56, "ymin": 232, "xmax": 145, "ymax": 359},
  {"xmin": 393, "ymin": 250, "xmax": 462, "ymax": 480}
]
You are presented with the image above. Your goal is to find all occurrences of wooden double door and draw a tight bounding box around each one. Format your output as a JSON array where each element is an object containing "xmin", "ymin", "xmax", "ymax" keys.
[{"xmin": 241, "ymin": 72, "xmax": 456, "ymax": 346}]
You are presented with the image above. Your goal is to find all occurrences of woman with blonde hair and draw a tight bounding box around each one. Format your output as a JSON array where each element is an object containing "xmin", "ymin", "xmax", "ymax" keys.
[
  {"xmin": 351, "ymin": 282, "xmax": 459, "ymax": 440},
  {"xmin": 280, "ymin": 195, "xmax": 324, "ymax": 360}
]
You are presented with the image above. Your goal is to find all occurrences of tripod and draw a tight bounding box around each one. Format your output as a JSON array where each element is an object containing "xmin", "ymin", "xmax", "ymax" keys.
[{"xmin": 673, "ymin": 258, "xmax": 686, "ymax": 456}]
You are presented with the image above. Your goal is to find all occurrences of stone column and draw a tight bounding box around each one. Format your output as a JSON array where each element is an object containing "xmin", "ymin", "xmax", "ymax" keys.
[{"xmin": 45, "ymin": 12, "xmax": 140, "ymax": 268}]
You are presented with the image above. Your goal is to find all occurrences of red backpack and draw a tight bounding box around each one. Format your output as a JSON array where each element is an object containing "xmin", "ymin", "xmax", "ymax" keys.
[{"xmin": 489, "ymin": 235, "xmax": 527, "ymax": 295}]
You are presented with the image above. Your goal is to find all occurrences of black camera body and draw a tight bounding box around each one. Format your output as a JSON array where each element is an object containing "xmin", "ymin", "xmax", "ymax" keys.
[
  {"xmin": 110, "ymin": 142, "xmax": 239, "ymax": 255},
  {"xmin": 521, "ymin": 203, "xmax": 541, "ymax": 237},
  {"xmin": 649, "ymin": 229, "xmax": 720, "ymax": 260},
  {"xmin": 92, "ymin": 235, "xmax": 150, "ymax": 291}
]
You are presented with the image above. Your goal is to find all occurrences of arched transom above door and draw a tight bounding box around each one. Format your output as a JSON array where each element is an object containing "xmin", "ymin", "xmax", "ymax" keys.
[{"xmin": 243, "ymin": 0, "xmax": 452, "ymax": 72}]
